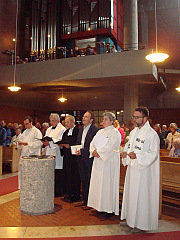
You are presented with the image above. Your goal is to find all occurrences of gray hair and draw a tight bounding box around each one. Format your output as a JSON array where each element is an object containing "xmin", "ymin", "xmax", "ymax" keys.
[
  {"xmin": 42, "ymin": 122, "xmax": 49, "ymax": 128},
  {"xmin": 65, "ymin": 115, "xmax": 75, "ymax": 122},
  {"xmin": 103, "ymin": 112, "xmax": 116, "ymax": 123},
  {"xmin": 49, "ymin": 113, "xmax": 60, "ymax": 121}
]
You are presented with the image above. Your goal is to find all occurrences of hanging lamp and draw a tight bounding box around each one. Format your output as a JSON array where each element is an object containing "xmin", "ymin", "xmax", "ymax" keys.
[
  {"xmin": 58, "ymin": 89, "xmax": 67, "ymax": 102},
  {"xmin": 8, "ymin": 0, "xmax": 21, "ymax": 92},
  {"xmin": 145, "ymin": 0, "xmax": 169, "ymax": 63}
]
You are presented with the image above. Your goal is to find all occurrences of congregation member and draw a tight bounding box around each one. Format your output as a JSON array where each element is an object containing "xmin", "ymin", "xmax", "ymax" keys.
[
  {"xmin": 120, "ymin": 122, "xmax": 129, "ymax": 143},
  {"xmin": 0, "ymin": 124, "xmax": 6, "ymax": 147},
  {"xmin": 11, "ymin": 128, "xmax": 22, "ymax": 146},
  {"xmin": 165, "ymin": 123, "xmax": 180, "ymax": 150},
  {"xmin": 161, "ymin": 125, "xmax": 168, "ymax": 139},
  {"xmin": 60, "ymin": 115, "xmax": 81, "ymax": 203},
  {"xmin": 0, "ymin": 120, "xmax": 11, "ymax": 144},
  {"xmin": 42, "ymin": 122, "xmax": 49, "ymax": 136},
  {"xmin": 111, "ymin": 45, "xmax": 117, "ymax": 53},
  {"xmin": 169, "ymin": 138, "xmax": 180, "ymax": 157},
  {"xmin": 128, "ymin": 120, "xmax": 135, "ymax": 132},
  {"xmin": 84, "ymin": 45, "xmax": 95, "ymax": 55},
  {"xmin": 153, "ymin": 124, "xmax": 165, "ymax": 149},
  {"xmin": 19, "ymin": 124, "xmax": 25, "ymax": 133},
  {"xmin": 87, "ymin": 112, "xmax": 121, "ymax": 217},
  {"xmin": 121, "ymin": 107, "xmax": 160, "ymax": 232},
  {"xmin": 8, "ymin": 123, "xmax": 15, "ymax": 137},
  {"xmin": 43, "ymin": 113, "xmax": 66, "ymax": 197},
  {"xmin": 35, "ymin": 122, "xmax": 42, "ymax": 132},
  {"xmin": 76, "ymin": 111, "xmax": 99, "ymax": 209},
  {"xmin": 114, "ymin": 120, "xmax": 125, "ymax": 147}
]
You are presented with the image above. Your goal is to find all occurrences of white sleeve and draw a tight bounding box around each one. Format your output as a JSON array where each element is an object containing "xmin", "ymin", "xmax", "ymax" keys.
[
  {"xmin": 97, "ymin": 131, "xmax": 121, "ymax": 162},
  {"xmin": 27, "ymin": 130, "xmax": 43, "ymax": 150},
  {"xmin": 89, "ymin": 135, "xmax": 97, "ymax": 158}
]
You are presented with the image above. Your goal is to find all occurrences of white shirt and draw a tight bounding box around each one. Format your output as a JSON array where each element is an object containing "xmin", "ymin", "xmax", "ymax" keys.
[
  {"xmin": 68, "ymin": 126, "xmax": 75, "ymax": 136},
  {"xmin": 81, "ymin": 124, "xmax": 91, "ymax": 147}
]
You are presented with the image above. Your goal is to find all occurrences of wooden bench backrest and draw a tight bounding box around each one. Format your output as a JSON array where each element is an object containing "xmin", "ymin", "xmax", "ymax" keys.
[
  {"xmin": 160, "ymin": 156, "xmax": 180, "ymax": 163},
  {"xmin": 160, "ymin": 149, "xmax": 170, "ymax": 156},
  {"xmin": 2, "ymin": 145, "xmax": 20, "ymax": 173},
  {"xmin": 3, "ymin": 147, "xmax": 12, "ymax": 161},
  {"xmin": 161, "ymin": 161, "xmax": 180, "ymax": 192}
]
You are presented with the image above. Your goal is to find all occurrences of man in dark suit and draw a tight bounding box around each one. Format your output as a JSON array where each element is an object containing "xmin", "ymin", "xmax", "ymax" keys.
[
  {"xmin": 76, "ymin": 110, "xmax": 99, "ymax": 210},
  {"xmin": 60, "ymin": 115, "xmax": 81, "ymax": 203}
]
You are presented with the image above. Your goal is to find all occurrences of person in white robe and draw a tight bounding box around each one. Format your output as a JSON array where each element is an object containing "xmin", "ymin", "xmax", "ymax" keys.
[
  {"xmin": 43, "ymin": 113, "xmax": 66, "ymax": 197},
  {"xmin": 121, "ymin": 107, "xmax": 160, "ymax": 232},
  {"xmin": 18, "ymin": 116, "xmax": 42, "ymax": 157},
  {"xmin": 17, "ymin": 116, "xmax": 43, "ymax": 189},
  {"xmin": 87, "ymin": 112, "xmax": 121, "ymax": 217}
]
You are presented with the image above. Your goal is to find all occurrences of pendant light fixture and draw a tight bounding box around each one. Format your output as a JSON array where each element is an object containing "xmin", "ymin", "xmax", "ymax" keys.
[
  {"xmin": 145, "ymin": 0, "xmax": 169, "ymax": 63},
  {"xmin": 58, "ymin": 89, "xmax": 67, "ymax": 102},
  {"xmin": 8, "ymin": 0, "xmax": 21, "ymax": 92}
]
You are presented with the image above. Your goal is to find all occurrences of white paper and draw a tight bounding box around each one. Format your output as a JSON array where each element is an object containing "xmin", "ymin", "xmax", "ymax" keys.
[
  {"xmin": 93, "ymin": 133, "xmax": 108, "ymax": 149},
  {"xmin": 71, "ymin": 145, "xmax": 82, "ymax": 154}
]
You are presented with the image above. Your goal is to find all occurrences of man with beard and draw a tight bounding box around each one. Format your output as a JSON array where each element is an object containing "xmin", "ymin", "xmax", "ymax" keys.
[{"xmin": 121, "ymin": 107, "xmax": 160, "ymax": 232}]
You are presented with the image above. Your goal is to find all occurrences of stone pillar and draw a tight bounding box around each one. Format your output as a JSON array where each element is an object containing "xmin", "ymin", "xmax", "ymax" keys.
[
  {"xmin": 20, "ymin": 155, "xmax": 55, "ymax": 215},
  {"xmin": 124, "ymin": 81, "xmax": 138, "ymax": 124},
  {"xmin": 123, "ymin": 0, "xmax": 138, "ymax": 50}
]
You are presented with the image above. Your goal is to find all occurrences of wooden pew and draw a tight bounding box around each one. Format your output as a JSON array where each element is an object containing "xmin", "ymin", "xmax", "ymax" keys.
[
  {"xmin": 160, "ymin": 149, "xmax": 170, "ymax": 156},
  {"xmin": 3, "ymin": 145, "xmax": 20, "ymax": 173},
  {"xmin": 0, "ymin": 145, "xmax": 2, "ymax": 175},
  {"xmin": 160, "ymin": 156, "xmax": 179, "ymax": 163},
  {"xmin": 159, "ymin": 159, "xmax": 180, "ymax": 216},
  {"xmin": 119, "ymin": 163, "xmax": 127, "ymax": 203},
  {"xmin": 120, "ymin": 157, "xmax": 180, "ymax": 218}
]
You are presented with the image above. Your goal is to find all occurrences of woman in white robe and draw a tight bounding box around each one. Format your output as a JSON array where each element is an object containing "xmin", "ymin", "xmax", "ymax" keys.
[{"xmin": 87, "ymin": 112, "xmax": 121, "ymax": 216}]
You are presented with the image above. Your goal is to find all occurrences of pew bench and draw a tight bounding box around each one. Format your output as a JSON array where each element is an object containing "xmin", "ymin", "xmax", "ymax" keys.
[
  {"xmin": 2, "ymin": 145, "xmax": 20, "ymax": 173},
  {"xmin": 159, "ymin": 160, "xmax": 180, "ymax": 216},
  {"xmin": 160, "ymin": 149, "xmax": 170, "ymax": 156}
]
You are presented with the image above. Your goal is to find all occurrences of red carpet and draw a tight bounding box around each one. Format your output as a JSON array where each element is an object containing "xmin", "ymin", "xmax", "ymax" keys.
[
  {"xmin": 0, "ymin": 176, "xmax": 18, "ymax": 196},
  {"xmin": 0, "ymin": 231, "xmax": 179, "ymax": 240}
]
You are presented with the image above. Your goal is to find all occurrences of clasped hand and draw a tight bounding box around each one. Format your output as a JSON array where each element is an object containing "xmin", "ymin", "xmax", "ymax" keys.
[
  {"xmin": 121, "ymin": 151, "xmax": 136, "ymax": 159},
  {"xmin": 93, "ymin": 150, "xmax": 100, "ymax": 158}
]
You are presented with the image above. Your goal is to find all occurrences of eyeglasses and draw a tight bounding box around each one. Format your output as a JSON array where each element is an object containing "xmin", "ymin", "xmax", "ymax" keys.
[{"xmin": 132, "ymin": 116, "xmax": 144, "ymax": 120}]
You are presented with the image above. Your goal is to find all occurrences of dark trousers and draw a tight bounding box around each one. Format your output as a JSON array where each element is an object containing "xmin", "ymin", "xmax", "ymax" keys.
[
  {"xmin": 55, "ymin": 169, "xmax": 65, "ymax": 197},
  {"xmin": 77, "ymin": 157, "xmax": 93, "ymax": 205},
  {"xmin": 64, "ymin": 156, "xmax": 81, "ymax": 200}
]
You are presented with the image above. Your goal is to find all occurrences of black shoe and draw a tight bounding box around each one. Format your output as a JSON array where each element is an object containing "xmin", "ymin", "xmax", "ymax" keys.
[{"xmin": 104, "ymin": 213, "xmax": 115, "ymax": 218}]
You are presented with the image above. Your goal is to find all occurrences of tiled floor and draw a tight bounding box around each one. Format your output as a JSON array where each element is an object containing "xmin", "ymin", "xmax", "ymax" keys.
[{"xmin": 0, "ymin": 172, "xmax": 180, "ymax": 238}]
